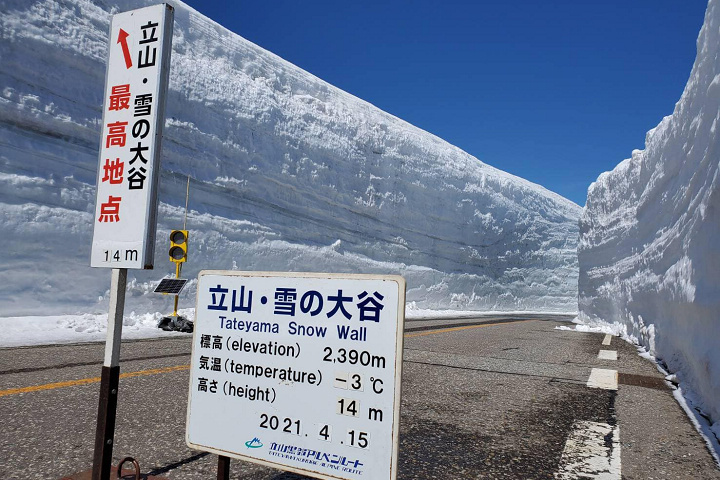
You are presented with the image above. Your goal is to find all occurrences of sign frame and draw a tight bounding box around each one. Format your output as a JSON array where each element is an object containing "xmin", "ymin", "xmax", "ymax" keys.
[
  {"xmin": 186, "ymin": 270, "xmax": 406, "ymax": 480},
  {"xmin": 90, "ymin": 3, "xmax": 174, "ymax": 270}
]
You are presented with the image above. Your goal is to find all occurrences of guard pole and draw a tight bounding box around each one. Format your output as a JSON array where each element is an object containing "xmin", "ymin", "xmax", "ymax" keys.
[
  {"xmin": 92, "ymin": 268, "xmax": 127, "ymax": 480},
  {"xmin": 173, "ymin": 177, "xmax": 190, "ymax": 318},
  {"xmin": 183, "ymin": 175, "xmax": 190, "ymax": 230},
  {"xmin": 173, "ymin": 261, "xmax": 181, "ymax": 316}
]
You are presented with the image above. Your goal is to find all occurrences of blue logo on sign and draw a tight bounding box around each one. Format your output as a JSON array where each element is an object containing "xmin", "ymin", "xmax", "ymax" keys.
[{"xmin": 245, "ymin": 437, "xmax": 263, "ymax": 449}]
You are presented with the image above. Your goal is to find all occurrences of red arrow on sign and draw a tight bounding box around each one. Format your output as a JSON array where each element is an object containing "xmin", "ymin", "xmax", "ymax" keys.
[{"xmin": 117, "ymin": 28, "xmax": 132, "ymax": 69}]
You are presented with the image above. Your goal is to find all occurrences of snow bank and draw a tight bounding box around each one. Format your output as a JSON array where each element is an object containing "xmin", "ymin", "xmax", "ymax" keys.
[
  {"xmin": 0, "ymin": 0, "xmax": 581, "ymax": 320},
  {"xmin": 578, "ymin": 0, "xmax": 720, "ymax": 436},
  {"xmin": 0, "ymin": 310, "xmax": 193, "ymax": 348}
]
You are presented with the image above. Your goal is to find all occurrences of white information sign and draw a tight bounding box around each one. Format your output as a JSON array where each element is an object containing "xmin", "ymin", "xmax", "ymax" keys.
[
  {"xmin": 187, "ymin": 271, "xmax": 406, "ymax": 480},
  {"xmin": 90, "ymin": 4, "xmax": 173, "ymax": 269}
]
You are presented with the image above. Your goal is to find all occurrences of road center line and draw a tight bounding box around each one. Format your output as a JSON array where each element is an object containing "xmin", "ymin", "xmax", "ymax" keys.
[
  {"xmin": 404, "ymin": 319, "xmax": 536, "ymax": 338},
  {"xmin": 587, "ymin": 368, "xmax": 618, "ymax": 390},
  {"xmin": 602, "ymin": 334, "xmax": 612, "ymax": 346},
  {"xmin": 0, "ymin": 364, "xmax": 190, "ymax": 398},
  {"xmin": 598, "ymin": 350, "xmax": 618, "ymax": 361}
]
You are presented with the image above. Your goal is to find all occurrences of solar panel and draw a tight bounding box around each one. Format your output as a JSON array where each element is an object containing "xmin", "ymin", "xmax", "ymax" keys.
[{"xmin": 154, "ymin": 278, "xmax": 189, "ymax": 295}]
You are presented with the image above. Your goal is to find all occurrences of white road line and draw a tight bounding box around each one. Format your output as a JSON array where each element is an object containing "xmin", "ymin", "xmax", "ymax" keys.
[
  {"xmin": 555, "ymin": 420, "xmax": 621, "ymax": 479},
  {"xmin": 587, "ymin": 368, "xmax": 618, "ymax": 390},
  {"xmin": 602, "ymin": 334, "xmax": 612, "ymax": 346},
  {"xmin": 598, "ymin": 350, "xmax": 617, "ymax": 361}
]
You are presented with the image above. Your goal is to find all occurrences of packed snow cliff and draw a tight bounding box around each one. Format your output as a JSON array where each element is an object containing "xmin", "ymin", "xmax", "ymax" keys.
[
  {"xmin": 0, "ymin": 0, "xmax": 581, "ymax": 319},
  {"xmin": 579, "ymin": 0, "xmax": 720, "ymax": 440}
]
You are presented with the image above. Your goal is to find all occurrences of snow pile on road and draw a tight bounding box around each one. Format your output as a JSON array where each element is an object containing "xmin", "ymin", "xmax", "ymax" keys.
[
  {"xmin": 0, "ymin": 311, "xmax": 193, "ymax": 348},
  {"xmin": 0, "ymin": 0, "xmax": 581, "ymax": 321},
  {"xmin": 578, "ymin": 0, "xmax": 720, "ymax": 439}
]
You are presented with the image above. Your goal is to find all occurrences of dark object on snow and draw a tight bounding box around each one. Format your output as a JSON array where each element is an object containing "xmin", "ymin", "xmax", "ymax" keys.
[{"xmin": 158, "ymin": 315, "xmax": 194, "ymax": 333}]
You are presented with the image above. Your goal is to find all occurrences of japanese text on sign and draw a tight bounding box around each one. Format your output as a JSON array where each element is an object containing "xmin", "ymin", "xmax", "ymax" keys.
[
  {"xmin": 90, "ymin": 4, "xmax": 173, "ymax": 269},
  {"xmin": 186, "ymin": 272, "xmax": 406, "ymax": 480}
]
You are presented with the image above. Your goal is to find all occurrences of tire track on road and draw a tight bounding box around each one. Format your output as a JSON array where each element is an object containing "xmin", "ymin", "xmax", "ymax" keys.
[
  {"xmin": 0, "ymin": 317, "xmax": 546, "ymax": 376},
  {"xmin": 0, "ymin": 318, "xmax": 541, "ymax": 398},
  {"xmin": 0, "ymin": 351, "xmax": 190, "ymax": 376}
]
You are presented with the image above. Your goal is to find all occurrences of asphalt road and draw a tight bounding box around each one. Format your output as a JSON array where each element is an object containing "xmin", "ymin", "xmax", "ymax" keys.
[{"xmin": 1, "ymin": 316, "xmax": 718, "ymax": 479}]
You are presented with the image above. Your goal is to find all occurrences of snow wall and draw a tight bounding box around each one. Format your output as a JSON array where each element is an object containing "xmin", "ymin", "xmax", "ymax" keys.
[
  {"xmin": 578, "ymin": 0, "xmax": 720, "ymax": 434},
  {"xmin": 0, "ymin": 0, "xmax": 581, "ymax": 318}
]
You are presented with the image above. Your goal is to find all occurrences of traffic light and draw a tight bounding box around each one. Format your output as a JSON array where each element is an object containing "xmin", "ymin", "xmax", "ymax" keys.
[{"xmin": 169, "ymin": 230, "xmax": 188, "ymax": 263}]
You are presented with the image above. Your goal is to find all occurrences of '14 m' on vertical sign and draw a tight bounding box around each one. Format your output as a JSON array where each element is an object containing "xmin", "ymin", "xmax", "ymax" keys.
[{"xmin": 91, "ymin": 4, "xmax": 173, "ymax": 269}]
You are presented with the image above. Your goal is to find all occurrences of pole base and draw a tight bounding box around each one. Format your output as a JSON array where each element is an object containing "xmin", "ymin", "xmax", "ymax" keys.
[
  {"xmin": 157, "ymin": 315, "xmax": 193, "ymax": 333},
  {"xmin": 60, "ymin": 466, "xmax": 170, "ymax": 479}
]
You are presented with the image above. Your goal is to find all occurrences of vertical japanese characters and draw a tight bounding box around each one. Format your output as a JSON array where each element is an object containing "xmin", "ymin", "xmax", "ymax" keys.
[
  {"xmin": 91, "ymin": 5, "xmax": 173, "ymax": 269},
  {"xmin": 99, "ymin": 22, "xmax": 158, "ymax": 218}
]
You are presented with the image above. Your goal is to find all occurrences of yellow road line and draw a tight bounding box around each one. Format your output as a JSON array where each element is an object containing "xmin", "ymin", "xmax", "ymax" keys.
[
  {"xmin": 0, "ymin": 364, "xmax": 190, "ymax": 398},
  {"xmin": 0, "ymin": 320, "xmax": 533, "ymax": 398},
  {"xmin": 118, "ymin": 364, "xmax": 190, "ymax": 379},
  {"xmin": 404, "ymin": 319, "xmax": 536, "ymax": 338}
]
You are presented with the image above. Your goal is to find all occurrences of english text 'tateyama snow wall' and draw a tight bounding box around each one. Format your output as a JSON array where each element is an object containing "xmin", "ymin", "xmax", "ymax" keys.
[
  {"xmin": 0, "ymin": 0, "xmax": 581, "ymax": 316},
  {"xmin": 579, "ymin": 0, "xmax": 720, "ymax": 433}
]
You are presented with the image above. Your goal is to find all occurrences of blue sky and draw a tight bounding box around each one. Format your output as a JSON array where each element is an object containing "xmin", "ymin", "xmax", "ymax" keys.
[{"xmin": 182, "ymin": 0, "xmax": 708, "ymax": 206}]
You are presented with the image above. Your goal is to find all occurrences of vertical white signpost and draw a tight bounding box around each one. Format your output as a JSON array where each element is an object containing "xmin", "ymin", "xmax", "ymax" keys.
[
  {"xmin": 91, "ymin": 4, "xmax": 173, "ymax": 269},
  {"xmin": 89, "ymin": 5, "xmax": 173, "ymax": 480},
  {"xmin": 187, "ymin": 271, "xmax": 406, "ymax": 480}
]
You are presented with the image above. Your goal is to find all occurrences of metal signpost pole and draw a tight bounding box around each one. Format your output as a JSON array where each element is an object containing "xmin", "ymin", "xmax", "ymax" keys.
[
  {"xmin": 87, "ymin": 4, "xmax": 173, "ymax": 478},
  {"xmin": 217, "ymin": 455, "xmax": 230, "ymax": 480},
  {"xmin": 92, "ymin": 268, "xmax": 127, "ymax": 480}
]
